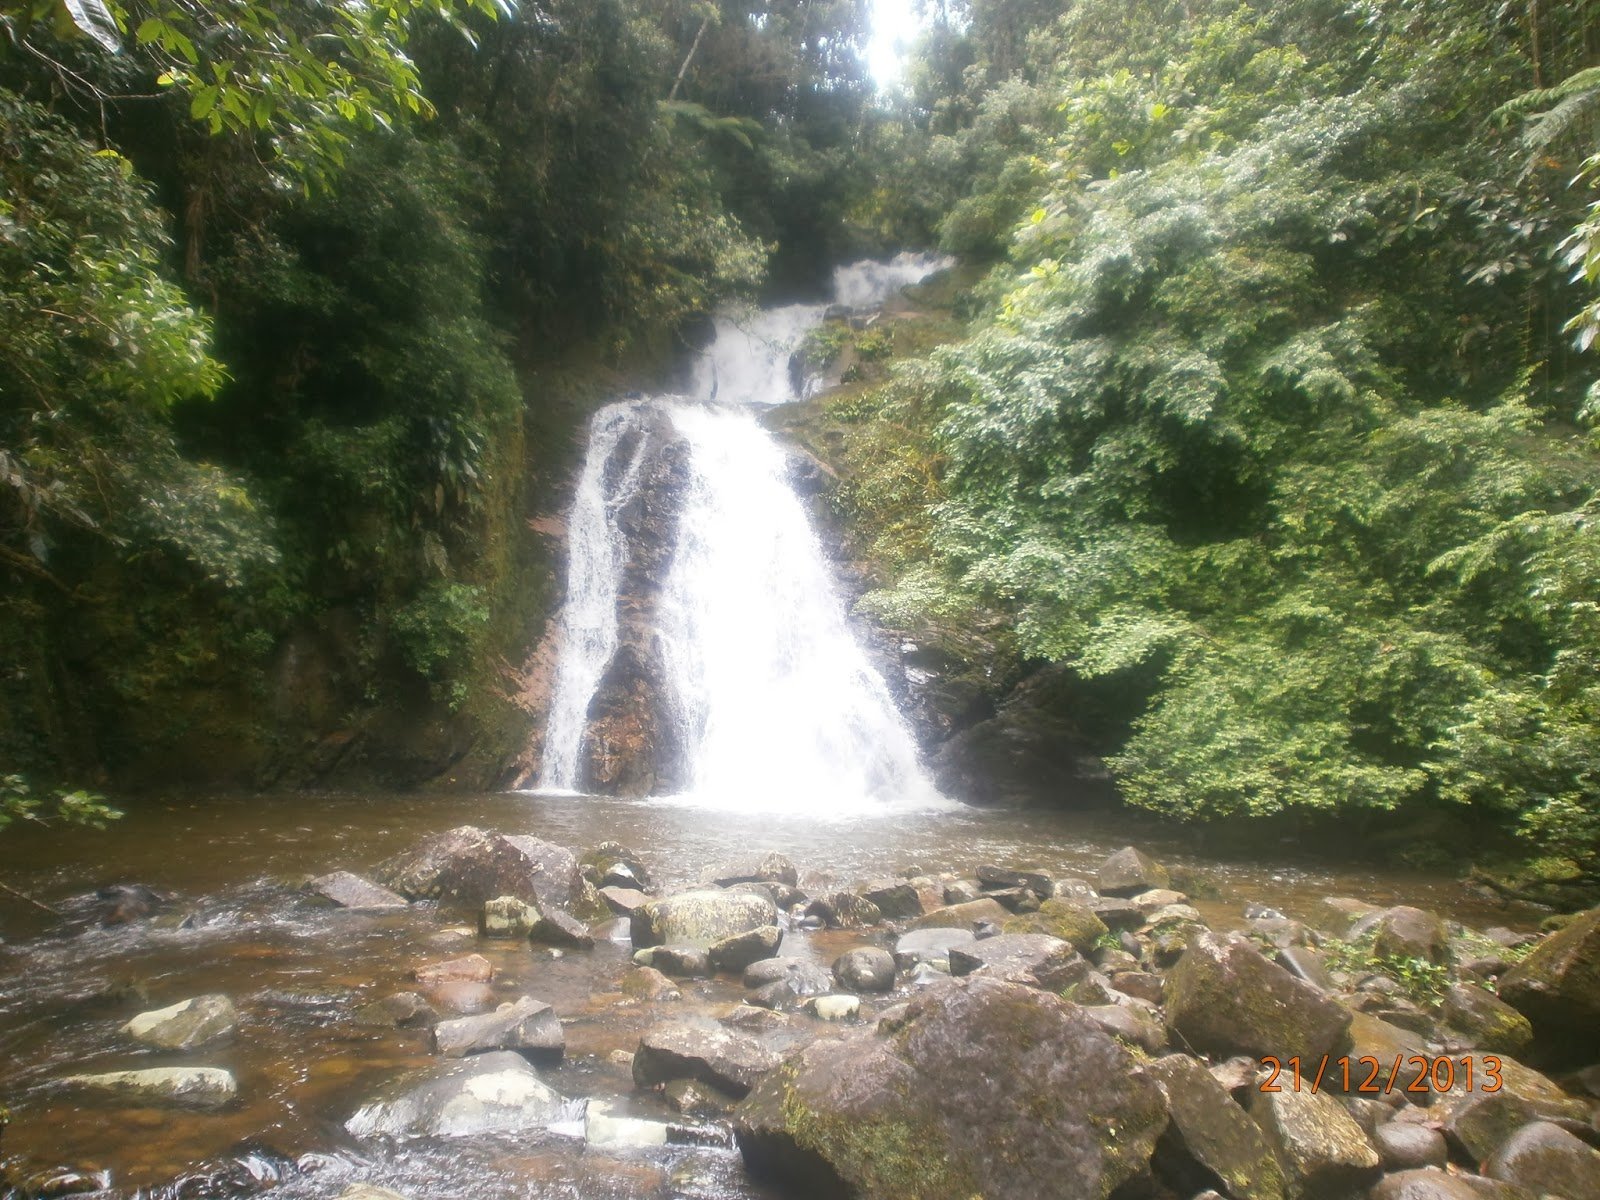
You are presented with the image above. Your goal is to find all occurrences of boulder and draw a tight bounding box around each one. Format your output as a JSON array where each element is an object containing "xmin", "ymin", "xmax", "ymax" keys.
[
  {"xmin": 1083, "ymin": 1005, "xmax": 1167, "ymax": 1055},
  {"xmin": 1249, "ymin": 1086, "xmax": 1381, "ymax": 1199},
  {"xmin": 63, "ymin": 1065, "xmax": 237, "ymax": 1108},
  {"xmin": 631, "ymin": 890, "xmax": 778, "ymax": 949},
  {"xmin": 1091, "ymin": 897, "xmax": 1146, "ymax": 931},
  {"xmin": 582, "ymin": 841, "xmax": 652, "ymax": 890},
  {"xmin": 527, "ymin": 906, "xmax": 594, "ymax": 949},
  {"xmin": 1164, "ymin": 930, "xmax": 1351, "ymax": 1061},
  {"xmin": 804, "ymin": 995, "xmax": 863, "ymax": 1022},
  {"xmin": 1145, "ymin": 1052, "xmax": 1285, "ymax": 1200},
  {"xmin": 376, "ymin": 826, "xmax": 591, "ymax": 914},
  {"xmin": 1370, "ymin": 1169, "xmax": 1537, "ymax": 1200},
  {"xmin": 1097, "ymin": 847, "xmax": 1171, "ymax": 897},
  {"xmin": 706, "ymin": 852, "xmax": 799, "ymax": 888},
  {"xmin": 481, "ymin": 896, "xmax": 540, "ymax": 938},
  {"xmin": 122, "ymin": 994, "xmax": 237, "ymax": 1050},
  {"xmin": 1440, "ymin": 983, "xmax": 1533, "ymax": 1054},
  {"xmin": 422, "ymin": 980, "xmax": 495, "ymax": 1015},
  {"xmin": 804, "ymin": 893, "xmax": 883, "ymax": 929},
  {"xmin": 893, "ymin": 927, "xmax": 976, "ymax": 970},
  {"xmin": 833, "ymin": 947, "xmax": 897, "ymax": 993},
  {"xmin": 943, "ymin": 880, "xmax": 982, "ymax": 904},
  {"xmin": 709, "ymin": 925, "xmax": 783, "ymax": 973},
  {"xmin": 1372, "ymin": 907, "xmax": 1452, "ymax": 966},
  {"xmin": 633, "ymin": 1023, "xmax": 779, "ymax": 1098},
  {"xmin": 1343, "ymin": 1012, "xmax": 1431, "ymax": 1094},
  {"xmin": 908, "ymin": 897, "xmax": 1010, "ymax": 931},
  {"xmin": 1318, "ymin": 896, "xmax": 1380, "ymax": 933},
  {"xmin": 413, "ymin": 953, "xmax": 493, "ymax": 985},
  {"xmin": 1484, "ymin": 1121, "xmax": 1600, "ymax": 1200},
  {"xmin": 345, "ymin": 1050, "xmax": 573, "ymax": 1138},
  {"xmin": 1437, "ymin": 1051, "xmax": 1589, "ymax": 1161},
  {"xmin": 1132, "ymin": 888, "xmax": 1190, "ymax": 914},
  {"xmin": 664, "ymin": 1078, "xmax": 737, "ymax": 1118},
  {"xmin": 307, "ymin": 871, "xmax": 408, "ymax": 910},
  {"xmin": 947, "ymin": 933, "xmax": 1088, "ymax": 991},
  {"xmin": 734, "ymin": 977, "xmax": 1169, "ymax": 1200},
  {"xmin": 646, "ymin": 945, "xmax": 712, "ymax": 978},
  {"xmin": 1001, "ymin": 899, "xmax": 1109, "ymax": 953},
  {"xmin": 621, "ymin": 966, "xmax": 682, "ymax": 1002},
  {"xmin": 598, "ymin": 886, "xmax": 650, "ymax": 915},
  {"xmin": 1276, "ymin": 946, "xmax": 1335, "ymax": 993},
  {"xmin": 745, "ymin": 958, "xmax": 835, "ymax": 1010},
  {"xmin": 1375, "ymin": 1123, "xmax": 1448, "ymax": 1171},
  {"xmin": 860, "ymin": 880, "xmax": 923, "ymax": 919},
  {"xmin": 977, "ymin": 865, "xmax": 1053, "ymax": 895},
  {"xmin": 430, "ymin": 997, "xmax": 563, "ymax": 1065},
  {"xmin": 355, "ymin": 992, "xmax": 437, "ymax": 1029},
  {"xmin": 1497, "ymin": 906, "xmax": 1600, "ymax": 1053}
]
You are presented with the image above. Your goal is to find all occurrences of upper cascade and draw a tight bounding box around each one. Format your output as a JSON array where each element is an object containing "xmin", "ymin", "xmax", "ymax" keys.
[{"xmin": 536, "ymin": 253, "xmax": 953, "ymax": 814}]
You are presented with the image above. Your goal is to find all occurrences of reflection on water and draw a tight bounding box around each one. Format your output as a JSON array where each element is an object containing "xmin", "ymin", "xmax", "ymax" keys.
[{"xmin": 0, "ymin": 791, "xmax": 1528, "ymax": 1196}]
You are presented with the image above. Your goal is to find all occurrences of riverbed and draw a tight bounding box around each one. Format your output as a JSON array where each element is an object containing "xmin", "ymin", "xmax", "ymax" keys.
[{"xmin": 0, "ymin": 791, "xmax": 1538, "ymax": 1198}]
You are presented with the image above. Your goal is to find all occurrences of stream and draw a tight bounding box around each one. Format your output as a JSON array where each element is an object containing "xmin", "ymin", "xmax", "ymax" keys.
[{"xmin": 0, "ymin": 789, "xmax": 1532, "ymax": 1198}]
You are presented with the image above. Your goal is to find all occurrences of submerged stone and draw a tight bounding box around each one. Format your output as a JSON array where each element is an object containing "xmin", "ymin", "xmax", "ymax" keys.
[
  {"xmin": 63, "ymin": 1066, "xmax": 237, "ymax": 1109},
  {"xmin": 345, "ymin": 1050, "xmax": 573, "ymax": 1138},
  {"xmin": 631, "ymin": 889, "xmax": 778, "ymax": 949}
]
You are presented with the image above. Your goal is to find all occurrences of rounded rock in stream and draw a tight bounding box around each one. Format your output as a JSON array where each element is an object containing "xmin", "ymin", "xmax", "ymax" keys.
[
  {"xmin": 61, "ymin": 1066, "xmax": 238, "ymax": 1109},
  {"xmin": 630, "ymin": 889, "xmax": 777, "ymax": 949},
  {"xmin": 122, "ymin": 993, "xmax": 238, "ymax": 1050},
  {"xmin": 832, "ymin": 947, "xmax": 896, "ymax": 993},
  {"xmin": 345, "ymin": 1050, "xmax": 574, "ymax": 1139}
]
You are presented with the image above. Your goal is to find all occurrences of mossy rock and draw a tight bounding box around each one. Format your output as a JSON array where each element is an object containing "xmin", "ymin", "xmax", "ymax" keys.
[{"xmin": 1002, "ymin": 898, "xmax": 1108, "ymax": 952}]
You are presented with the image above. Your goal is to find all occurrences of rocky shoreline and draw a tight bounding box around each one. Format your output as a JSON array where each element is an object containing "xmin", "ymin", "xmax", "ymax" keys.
[{"xmin": 4, "ymin": 824, "xmax": 1598, "ymax": 1200}]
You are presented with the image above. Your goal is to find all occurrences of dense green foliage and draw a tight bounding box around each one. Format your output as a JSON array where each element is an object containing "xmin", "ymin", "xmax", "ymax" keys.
[
  {"xmin": 0, "ymin": 0, "xmax": 877, "ymax": 791},
  {"xmin": 839, "ymin": 0, "xmax": 1600, "ymax": 876}
]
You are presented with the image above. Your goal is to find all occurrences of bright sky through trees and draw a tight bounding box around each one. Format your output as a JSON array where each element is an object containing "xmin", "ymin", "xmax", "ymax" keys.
[{"xmin": 867, "ymin": 0, "xmax": 922, "ymax": 89}]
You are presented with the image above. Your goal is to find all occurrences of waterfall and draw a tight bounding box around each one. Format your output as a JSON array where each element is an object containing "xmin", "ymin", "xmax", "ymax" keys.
[
  {"xmin": 538, "ymin": 402, "xmax": 653, "ymax": 792},
  {"xmin": 537, "ymin": 252, "xmax": 952, "ymax": 812}
]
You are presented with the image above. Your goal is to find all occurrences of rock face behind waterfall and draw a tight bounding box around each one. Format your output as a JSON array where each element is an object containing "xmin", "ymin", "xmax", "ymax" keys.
[{"xmin": 579, "ymin": 410, "xmax": 692, "ymax": 795}]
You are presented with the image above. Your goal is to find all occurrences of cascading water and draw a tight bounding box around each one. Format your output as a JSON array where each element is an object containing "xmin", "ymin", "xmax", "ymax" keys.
[
  {"xmin": 538, "ymin": 402, "xmax": 653, "ymax": 792},
  {"xmin": 538, "ymin": 252, "xmax": 953, "ymax": 812}
]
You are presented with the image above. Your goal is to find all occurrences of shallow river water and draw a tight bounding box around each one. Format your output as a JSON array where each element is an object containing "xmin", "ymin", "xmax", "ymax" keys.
[{"xmin": 0, "ymin": 791, "xmax": 1538, "ymax": 1198}]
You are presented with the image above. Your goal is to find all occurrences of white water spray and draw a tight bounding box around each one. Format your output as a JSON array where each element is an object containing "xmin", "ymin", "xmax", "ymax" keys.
[{"xmin": 538, "ymin": 252, "xmax": 953, "ymax": 812}]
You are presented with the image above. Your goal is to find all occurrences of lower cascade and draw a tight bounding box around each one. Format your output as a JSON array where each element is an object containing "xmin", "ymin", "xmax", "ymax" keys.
[{"xmin": 536, "ymin": 254, "xmax": 951, "ymax": 812}]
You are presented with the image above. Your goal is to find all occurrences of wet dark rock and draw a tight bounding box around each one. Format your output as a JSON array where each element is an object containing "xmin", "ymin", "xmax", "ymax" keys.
[
  {"xmin": 1145, "ymin": 1052, "xmax": 1285, "ymax": 1200},
  {"xmin": 582, "ymin": 842, "xmax": 652, "ymax": 891},
  {"xmin": 1164, "ymin": 929, "xmax": 1352, "ymax": 1061},
  {"xmin": 804, "ymin": 892, "xmax": 883, "ymax": 929},
  {"xmin": 633, "ymin": 1023, "xmax": 779, "ymax": 1098},
  {"xmin": 909, "ymin": 897, "xmax": 1009, "ymax": 931},
  {"xmin": 306, "ymin": 871, "xmax": 408, "ymax": 910},
  {"xmin": 832, "ymin": 947, "xmax": 896, "ymax": 993},
  {"xmin": 1484, "ymin": 1121, "xmax": 1600, "ymax": 1200},
  {"xmin": 860, "ymin": 880, "xmax": 923, "ymax": 919},
  {"xmin": 122, "ymin": 994, "xmax": 237, "ymax": 1050},
  {"xmin": 734, "ymin": 976, "xmax": 1169, "ymax": 1200},
  {"xmin": 1374, "ymin": 1123, "xmax": 1449, "ymax": 1171},
  {"xmin": 1370, "ymin": 1168, "xmax": 1537, "ymax": 1200},
  {"xmin": 664, "ymin": 1078, "xmax": 738, "ymax": 1118},
  {"xmin": 1248, "ymin": 1086, "xmax": 1380, "ymax": 1199},
  {"xmin": 1440, "ymin": 983, "xmax": 1533, "ymax": 1054},
  {"xmin": 527, "ymin": 906, "xmax": 594, "ymax": 949},
  {"xmin": 598, "ymin": 886, "xmax": 650, "ymax": 915},
  {"xmin": 631, "ymin": 889, "xmax": 778, "ymax": 949},
  {"xmin": 376, "ymin": 827, "xmax": 592, "ymax": 915},
  {"xmin": 355, "ymin": 991, "xmax": 437, "ymax": 1029},
  {"xmin": 976, "ymin": 865, "xmax": 1053, "ymax": 895},
  {"xmin": 708, "ymin": 925, "xmax": 783, "ymax": 973},
  {"xmin": 430, "ymin": 996, "xmax": 563, "ymax": 1064},
  {"xmin": 62, "ymin": 1066, "xmax": 238, "ymax": 1109},
  {"xmin": 646, "ymin": 945, "xmax": 713, "ymax": 978},
  {"xmin": 1091, "ymin": 897, "xmax": 1146, "ymax": 931},
  {"xmin": 1249, "ymin": 917, "xmax": 1312, "ymax": 950},
  {"xmin": 345, "ymin": 1051, "xmax": 571, "ymax": 1138},
  {"xmin": 982, "ymin": 886, "xmax": 1041, "ymax": 914},
  {"xmin": 743, "ymin": 958, "xmax": 833, "ymax": 1010},
  {"xmin": 1052, "ymin": 876, "xmax": 1099, "ymax": 903},
  {"xmin": 706, "ymin": 852, "xmax": 799, "ymax": 888},
  {"xmin": 1372, "ymin": 907, "xmax": 1453, "ymax": 966},
  {"xmin": 621, "ymin": 965, "xmax": 682, "ymax": 1002},
  {"xmin": 893, "ymin": 927, "xmax": 976, "ymax": 970},
  {"xmin": 1132, "ymin": 887, "xmax": 1190, "ymax": 915},
  {"xmin": 412, "ymin": 953, "xmax": 493, "ymax": 985},
  {"xmin": 1083, "ymin": 1005, "xmax": 1167, "ymax": 1054},
  {"xmin": 947, "ymin": 932, "xmax": 1087, "ymax": 991},
  {"xmin": 1098, "ymin": 847, "xmax": 1171, "ymax": 897},
  {"xmin": 1344, "ymin": 1013, "xmax": 1432, "ymax": 1094},
  {"xmin": 1318, "ymin": 896, "xmax": 1381, "ymax": 933},
  {"xmin": 95, "ymin": 883, "xmax": 166, "ymax": 926},
  {"xmin": 1436, "ymin": 1051, "xmax": 1589, "ymax": 1158},
  {"xmin": 1498, "ymin": 906, "xmax": 1600, "ymax": 1055}
]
